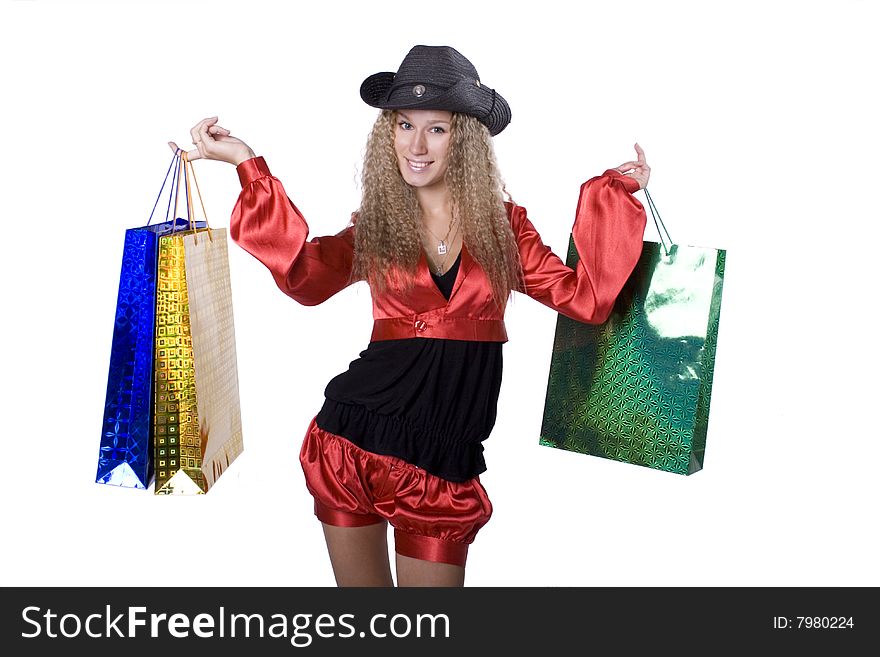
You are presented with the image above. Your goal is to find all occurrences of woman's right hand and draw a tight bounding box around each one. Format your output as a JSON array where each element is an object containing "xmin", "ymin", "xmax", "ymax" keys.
[{"xmin": 168, "ymin": 117, "xmax": 256, "ymax": 166}]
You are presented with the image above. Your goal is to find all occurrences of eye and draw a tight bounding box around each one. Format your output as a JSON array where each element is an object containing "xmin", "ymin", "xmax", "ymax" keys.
[
  {"xmin": 398, "ymin": 121, "xmax": 412, "ymax": 130},
  {"xmin": 430, "ymin": 126, "xmax": 446, "ymax": 134}
]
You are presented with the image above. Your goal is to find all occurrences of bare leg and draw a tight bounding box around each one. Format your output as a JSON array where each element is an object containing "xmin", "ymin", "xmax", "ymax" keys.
[
  {"xmin": 321, "ymin": 522, "xmax": 394, "ymax": 587},
  {"xmin": 395, "ymin": 553, "xmax": 465, "ymax": 587}
]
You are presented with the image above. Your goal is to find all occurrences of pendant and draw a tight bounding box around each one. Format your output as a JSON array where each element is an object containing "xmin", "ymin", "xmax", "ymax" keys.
[{"xmin": 437, "ymin": 241, "xmax": 447, "ymax": 255}]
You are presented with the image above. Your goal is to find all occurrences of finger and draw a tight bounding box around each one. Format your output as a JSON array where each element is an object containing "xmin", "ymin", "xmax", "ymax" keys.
[
  {"xmin": 189, "ymin": 116, "xmax": 218, "ymax": 148},
  {"xmin": 189, "ymin": 118, "xmax": 210, "ymax": 145},
  {"xmin": 195, "ymin": 116, "xmax": 219, "ymax": 144},
  {"xmin": 187, "ymin": 118, "xmax": 218, "ymax": 162},
  {"xmin": 192, "ymin": 119, "xmax": 221, "ymax": 162},
  {"xmin": 167, "ymin": 140, "xmax": 197, "ymax": 158},
  {"xmin": 615, "ymin": 160, "xmax": 640, "ymax": 171},
  {"xmin": 634, "ymin": 143, "xmax": 646, "ymax": 162},
  {"xmin": 168, "ymin": 141, "xmax": 201, "ymax": 161}
]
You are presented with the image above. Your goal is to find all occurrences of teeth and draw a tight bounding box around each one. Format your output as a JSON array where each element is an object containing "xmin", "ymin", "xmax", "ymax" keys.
[{"xmin": 408, "ymin": 160, "xmax": 431, "ymax": 170}]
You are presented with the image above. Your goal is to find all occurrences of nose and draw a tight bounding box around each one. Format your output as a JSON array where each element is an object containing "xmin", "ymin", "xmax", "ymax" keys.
[{"xmin": 410, "ymin": 129, "xmax": 428, "ymax": 156}]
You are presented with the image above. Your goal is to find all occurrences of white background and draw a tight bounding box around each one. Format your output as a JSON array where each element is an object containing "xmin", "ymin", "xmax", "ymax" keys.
[{"xmin": 1, "ymin": 0, "xmax": 877, "ymax": 587}]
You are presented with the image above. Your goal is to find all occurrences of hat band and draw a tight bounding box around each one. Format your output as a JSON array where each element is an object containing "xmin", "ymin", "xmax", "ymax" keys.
[
  {"xmin": 386, "ymin": 79, "xmax": 442, "ymax": 99},
  {"xmin": 386, "ymin": 79, "xmax": 497, "ymax": 121}
]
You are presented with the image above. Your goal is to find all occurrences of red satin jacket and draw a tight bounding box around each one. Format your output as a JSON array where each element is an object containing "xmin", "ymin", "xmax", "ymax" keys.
[{"xmin": 230, "ymin": 156, "xmax": 646, "ymax": 341}]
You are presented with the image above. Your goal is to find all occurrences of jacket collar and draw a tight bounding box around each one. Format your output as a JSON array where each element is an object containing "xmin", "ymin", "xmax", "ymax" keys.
[{"xmin": 417, "ymin": 243, "xmax": 474, "ymax": 304}]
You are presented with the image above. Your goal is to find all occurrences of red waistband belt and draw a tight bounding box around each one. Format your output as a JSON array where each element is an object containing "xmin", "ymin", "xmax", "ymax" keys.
[{"xmin": 371, "ymin": 317, "xmax": 508, "ymax": 342}]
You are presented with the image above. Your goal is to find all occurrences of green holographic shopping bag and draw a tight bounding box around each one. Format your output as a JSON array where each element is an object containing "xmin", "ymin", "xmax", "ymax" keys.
[{"xmin": 539, "ymin": 189, "xmax": 725, "ymax": 475}]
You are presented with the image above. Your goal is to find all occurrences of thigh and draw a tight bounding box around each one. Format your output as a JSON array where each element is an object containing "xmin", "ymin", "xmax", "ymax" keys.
[
  {"xmin": 395, "ymin": 553, "xmax": 465, "ymax": 587},
  {"xmin": 322, "ymin": 522, "xmax": 394, "ymax": 587}
]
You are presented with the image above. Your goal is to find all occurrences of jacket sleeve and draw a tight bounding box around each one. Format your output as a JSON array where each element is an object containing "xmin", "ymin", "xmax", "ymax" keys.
[
  {"xmin": 512, "ymin": 169, "xmax": 647, "ymax": 324},
  {"xmin": 229, "ymin": 156, "xmax": 359, "ymax": 306}
]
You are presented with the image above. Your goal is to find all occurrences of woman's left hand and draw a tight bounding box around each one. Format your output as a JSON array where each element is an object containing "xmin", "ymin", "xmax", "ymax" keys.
[{"xmin": 613, "ymin": 143, "xmax": 650, "ymax": 190}]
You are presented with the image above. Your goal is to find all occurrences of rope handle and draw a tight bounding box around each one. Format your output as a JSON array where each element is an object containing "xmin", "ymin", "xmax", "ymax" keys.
[
  {"xmin": 147, "ymin": 150, "xmax": 182, "ymax": 226},
  {"xmin": 643, "ymin": 187, "xmax": 673, "ymax": 255},
  {"xmin": 170, "ymin": 150, "xmax": 213, "ymax": 244}
]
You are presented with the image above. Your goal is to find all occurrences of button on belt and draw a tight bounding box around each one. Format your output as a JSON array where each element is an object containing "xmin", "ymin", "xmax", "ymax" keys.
[{"xmin": 414, "ymin": 320, "xmax": 428, "ymax": 332}]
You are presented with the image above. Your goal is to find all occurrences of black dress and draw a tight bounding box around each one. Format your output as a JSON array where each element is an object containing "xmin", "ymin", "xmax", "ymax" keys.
[{"xmin": 314, "ymin": 251, "xmax": 504, "ymax": 482}]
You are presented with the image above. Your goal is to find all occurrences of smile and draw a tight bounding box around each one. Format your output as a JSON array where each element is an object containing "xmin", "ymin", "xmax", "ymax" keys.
[{"xmin": 406, "ymin": 158, "xmax": 433, "ymax": 172}]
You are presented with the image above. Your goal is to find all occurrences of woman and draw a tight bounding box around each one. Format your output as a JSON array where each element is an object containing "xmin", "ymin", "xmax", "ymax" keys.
[{"xmin": 171, "ymin": 45, "xmax": 650, "ymax": 587}]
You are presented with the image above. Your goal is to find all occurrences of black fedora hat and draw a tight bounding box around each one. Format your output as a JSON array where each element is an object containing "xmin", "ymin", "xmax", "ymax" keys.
[{"xmin": 360, "ymin": 45, "xmax": 511, "ymax": 137}]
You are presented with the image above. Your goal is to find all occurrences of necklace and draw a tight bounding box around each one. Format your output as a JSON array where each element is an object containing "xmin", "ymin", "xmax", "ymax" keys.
[
  {"xmin": 425, "ymin": 221, "xmax": 460, "ymax": 275},
  {"xmin": 422, "ymin": 216, "xmax": 457, "ymax": 256}
]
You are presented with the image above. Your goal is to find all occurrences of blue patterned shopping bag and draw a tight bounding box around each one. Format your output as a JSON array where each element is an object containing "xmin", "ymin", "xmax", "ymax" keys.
[{"xmin": 96, "ymin": 152, "xmax": 203, "ymax": 488}]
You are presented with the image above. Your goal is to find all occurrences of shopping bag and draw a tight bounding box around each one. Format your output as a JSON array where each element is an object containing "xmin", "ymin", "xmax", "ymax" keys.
[
  {"xmin": 539, "ymin": 189, "xmax": 725, "ymax": 475},
  {"xmin": 153, "ymin": 152, "xmax": 243, "ymax": 494},
  {"xmin": 96, "ymin": 152, "xmax": 195, "ymax": 488}
]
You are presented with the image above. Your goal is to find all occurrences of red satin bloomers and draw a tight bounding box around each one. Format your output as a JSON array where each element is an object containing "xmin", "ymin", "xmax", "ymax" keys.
[{"xmin": 299, "ymin": 417, "xmax": 493, "ymax": 567}]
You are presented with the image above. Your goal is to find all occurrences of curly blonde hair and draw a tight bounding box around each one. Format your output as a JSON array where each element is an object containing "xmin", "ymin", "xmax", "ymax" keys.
[{"xmin": 351, "ymin": 110, "xmax": 523, "ymax": 306}]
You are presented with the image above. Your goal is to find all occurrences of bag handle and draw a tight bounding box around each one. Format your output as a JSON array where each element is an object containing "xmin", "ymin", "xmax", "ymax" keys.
[
  {"xmin": 147, "ymin": 150, "xmax": 185, "ymax": 226},
  {"xmin": 184, "ymin": 152, "xmax": 213, "ymax": 244},
  {"xmin": 643, "ymin": 187, "xmax": 673, "ymax": 255},
  {"xmin": 169, "ymin": 150, "xmax": 214, "ymax": 244}
]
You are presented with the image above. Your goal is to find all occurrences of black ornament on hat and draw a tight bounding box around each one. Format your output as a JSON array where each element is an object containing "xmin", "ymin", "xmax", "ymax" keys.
[{"xmin": 360, "ymin": 45, "xmax": 512, "ymax": 136}]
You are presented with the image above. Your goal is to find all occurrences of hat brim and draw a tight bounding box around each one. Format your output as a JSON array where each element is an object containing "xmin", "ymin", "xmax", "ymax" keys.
[
  {"xmin": 360, "ymin": 72, "xmax": 397, "ymax": 108},
  {"xmin": 360, "ymin": 74, "xmax": 511, "ymax": 136}
]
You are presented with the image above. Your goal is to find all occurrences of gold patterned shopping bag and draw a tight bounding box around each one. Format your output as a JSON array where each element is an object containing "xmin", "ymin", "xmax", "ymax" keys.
[{"xmin": 153, "ymin": 153, "xmax": 243, "ymax": 494}]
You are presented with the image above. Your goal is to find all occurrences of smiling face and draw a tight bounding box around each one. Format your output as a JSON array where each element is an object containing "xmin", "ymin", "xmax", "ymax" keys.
[{"xmin": 393, "ymin": 109, "xmax": 453, "ymax": 192}]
